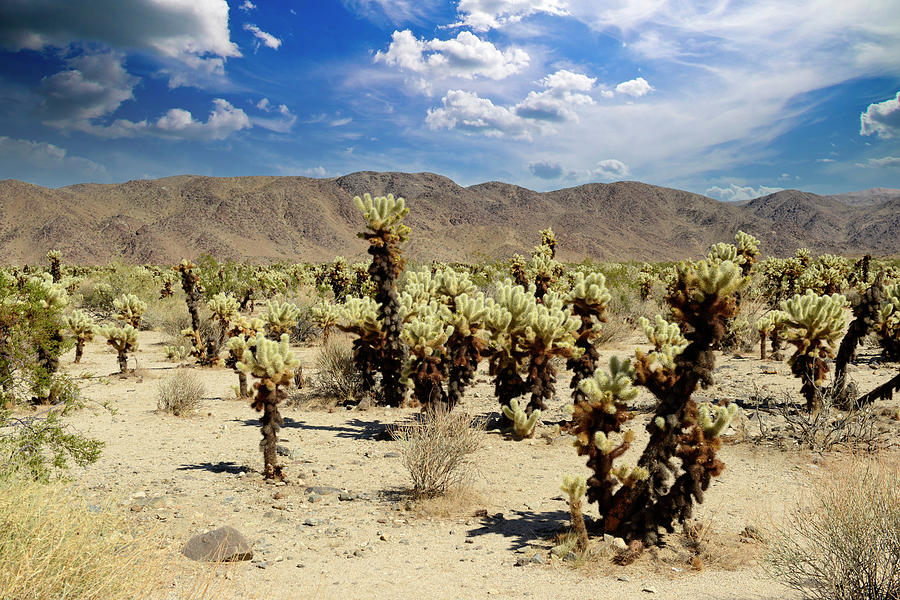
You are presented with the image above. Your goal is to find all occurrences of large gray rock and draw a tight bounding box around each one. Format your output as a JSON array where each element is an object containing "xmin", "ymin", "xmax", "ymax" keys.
[{"xmin": 182, "ymin": 526, "xmax": 253, "ymax": 562}]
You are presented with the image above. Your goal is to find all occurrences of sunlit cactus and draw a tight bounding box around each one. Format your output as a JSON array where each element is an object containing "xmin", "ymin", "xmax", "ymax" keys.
[
  {"xmin": 561, "ymin": 474, "xmax": 588, "ymax": 552},
  {"xmin": 335, "ymin": 295, "xmax": 383, "ymax": 396},
  {"xmin": 355, "ymin": 193, "xmax": 409, "ymax": 407},
  {"xmin": 485, "ymin": 281, "xmax": 537, "ymax": 424},
  {"xmin": 157, "ymin": 270, "xmax": 178, "ymax": 299},
  {"xmin": 637, "ymin": 315, "xmax": 687, "ymax": 374},
  {"xmin": 565, "ymin": 271, "xmax": 611, "ymax": 405},
  {"xmin": 509, "ymin": 253, "xmax": 528, "ymax": 287},
  {"xmin": 237, "ymin": 333, "xmax": 300, "ymax": 480},
  {"xmin": 755, "ymin": 310, "xmax": 788, "ymax": 360},
  {"xmin": 697, "ymin": 402, "xmax": 739, "ymax": 437},
  {"xmin": 706, "ymin": 242, "xmax": 744, "ymax": 266},
  {"xmin": 734, "ymin": 231, "xmax": 760, "ymax": 276},
  {"xmin": 262, "ymin": 299, "xmax": 300, "ymax": 340},
  {"xmin": 501, "ymin": 397, "xmax": 540, "ymax": 438},
  {"xmin": 225, "ymin": 334, "xmax": 254, "ymax": 398},
  {"xmin": 445, "ymin": 292, "xmax": 492, "ymax": 409},
  {"xmin": 521, "ymin": 290, "xmax": 580, "ymax": 414},
  {"xmin": 113, "ymin": 293, "xmax": 147, "ymax": 328},
  {"xmin": 401, "ymin": 305, "xmax": 454, "ymax": 409},
  {"xmin": 64, "ymin": 309, "xmax": 96, "ymax": 363},
  {"xmin": 98, "ymin": 324, "xmax": 138, "ymax": 374},
  {"xmin": 434, "ymin": 268, "xmax": 478, "ymax": 305},
  {"xmin": 310, "ymin": 302, "xmax": 340, "ymax": 344},
  {"xmin": 876, "ymin": 283, "xmax": 900, "ymax": 360},
  {"xmin": 780, "ymin": 290, "xmax": 848, "ymax": 412},
  {"xmin": 174, "ymin": 260, "xmax": 206, "ymax": 360}
]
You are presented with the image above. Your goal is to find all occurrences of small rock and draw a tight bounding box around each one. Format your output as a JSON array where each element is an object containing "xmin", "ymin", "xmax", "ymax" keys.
[
  {"xmin": 563, "ymin": 551, "xmax": 577, "ymax": 562},
  {"xmin": 130, "ymin": 504, "xmax": 143, "ymax": 512},
  {"xmin": 182, "ymin": 526, "xmax": 253, "ymax": 562},
  {"xmin": 616, "ymin": 575, "xmax": 630, "ymax": 582},
  {"xmin": 273, "ymin": 492, "xmax": 283, "ymax": 500},
  {"xmin": 276, "ymin": 445, "xmax": 290, "ymax": 456},
  {"xmin": 383, "ymin": 452, "xmax": 400, "ymax": 458},
  {"xmin": 303, "ymin": 518, "xmax": 325, "ymax": 526},
  {"xmin": 305, "ymin": 486, "xmax": 342, "ymax": 496},
  {"xmin": 530, "ymin": 554, "xmax": 545, "ymax": 565},
  {"xmin": 338, "ymin": 492, "xmax": 355, "ymax": 501},
  {"xmin": 641, "ymin": 586, "xmax": 657, "ymax": 594},
  {"xmin": 253, "ymin": 560, "xmax": 268, "ymax": 569}
]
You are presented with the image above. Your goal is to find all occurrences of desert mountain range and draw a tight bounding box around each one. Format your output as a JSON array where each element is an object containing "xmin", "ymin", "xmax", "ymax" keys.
[{"xmin": 0, "ymin": 173, "xmax": 897, "ymax": 265}]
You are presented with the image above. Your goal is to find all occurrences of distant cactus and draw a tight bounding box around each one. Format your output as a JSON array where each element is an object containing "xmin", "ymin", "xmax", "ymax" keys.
[
  {"xmin": 734, "ymin": 231, "xmax": 760, "ymax": 276},
  {"xmin": 64, "ymin": 309, "xmax": 96, "ymax": 363},
  {"xmin": 174, "ymin": 260, "xmax": 206, "ymax": 360},
  {"xmin": 262, "ymin": 299, "xmax": 301, "ymax": 340},
  {"xmin": 98, "ymin": 324, "xmax": 138, "ymax": 374},
  {"xmin": 46, "ymin": 250, "xmax": 61, "ymax": 283},
  {"xmin": 310, "ymin": 302, "xmax": 340, "ymax": 344},
  {"xmin": 204, "ymin": 292, "xmax": 240, "ymax": 366},
  {"xmin": 756, "ymin": 311, "xmax": 787, "ymax": 361},
  {"xmin": 237, "ymin": 333, "xmax": 300, "ymax": 480},
  {"xmin": 355, "ymin": 193, "xmax": 409, "ymax": 407},
  {"xmin": 780, "ymin": 290, "xmax": 848, "ymax": 412},
  {"xmin": 225, "ymin": 334, "xmax": 255, "ymax": 399},
  {"xmin": 113, "ymin": 293, "xmax": 147, "ymax": 328}
]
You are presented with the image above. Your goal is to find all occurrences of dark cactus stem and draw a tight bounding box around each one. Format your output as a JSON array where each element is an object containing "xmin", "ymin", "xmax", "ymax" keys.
[
  {"xmin": 253, "ymin": 384, "xmax": 285, "ymax": 480},
  {"xmin": 116, "ymin": 347, "xmax": 129, "ymax": 374},
  {"xmin": 834, "ymin": 273, "xmax": 886, "ymax": 407},
  {"xmin": 49, "ymin": 257, "xmax": 61, "ymax": 284},
  {"xmin": 759, "ymin": 335, "xmax": 766, "ymax": 361},
  {"xmin": 490, "ymin": 353, "xmax": 526, "ymax": 427},
  {"xmin": 792, "ymin": 354, "xmax": 825, "ymax": 413},
  {"xmin": 769, "ymin": 329, "xmax": 784, "ymax": 361},
  {"xmin": 366, "ymin": 237, "xmax": 406, "ymax": 407},
  {"xmin": 568, "ymin": 309, "xmax": 601, "ymax": 405},
  {"xmin": 239, "ymin": 289, "xmax": 253, "ymax": 311},
  {"xmin": 351, "ymin": 334, "xmax": 381, "ymax": 398},
  {"xmin": 413, "ymin": 356, "xmax": 448, "ymax": 411},
  {"xmin": 446, "ymin": 334, "xmax": 484, "ymax": 410},
  {"xmin": 75, "ymin": 339, "xmax": 85, "ymax": 363},
  {"xmin": 525, "ymin": 350, "xmax": 555, "ymax": 413}
]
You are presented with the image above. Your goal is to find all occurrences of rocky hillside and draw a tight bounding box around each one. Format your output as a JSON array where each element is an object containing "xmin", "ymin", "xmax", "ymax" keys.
[{"xmin": 0, "ymin": 172, "xmax": 897, "ymax": 265}]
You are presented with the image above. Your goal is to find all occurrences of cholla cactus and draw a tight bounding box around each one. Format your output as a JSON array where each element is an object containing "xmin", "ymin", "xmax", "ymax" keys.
[
  {"xmin": 780, "ymin": 290, "xmax": 848, "ymax": 412},
  {"xmin": 262, "ymin": 300, "xmax": 300, "ymax": 340},
  {"xmin": 237, "ymin": 333, "xmax": 300, "ymax": 480},
  {"xmin": 561, "ymin": 474, "xmax": 588, "ymax": 552},
  {"xmin": 565, "ymin": 271, "xmax": 611, "ymax": 404},
  {"xmin": 113, "ymin": 293, "xmax": 147, "ymax": 328},
  {"xmin": 445, "ymin": 292, "xmax": 492, "ymax": 409},
  {"xmin": 26, "ymin": 275, "xmax": 70, "ymax": 402},
  {"xmin": 401, "ymin": 305, "xmax": 454, "ymax": 409},
  {"xmin": 355, "ymin": 193, "xmax": 409, "ymax": 407},
  {"xmin": 637, "ymin": 315, "xmax": 687, "ymax": 374},
  {"xmin": 573, "ymin": 256, "xmax": 748, "ymax": 546},
  {"xmin": 486, "ymin": 281, "xmax": 536, "ymax": 424},
  {"xmin": 734, "ymin": 231, "xmax": 760, "ymax": 276},
  {"xmin": 509, "ymin": 254, "xmax": 528, "ymax": 287},
  {"xmin": 335, "ymin": 296, "xmax": 383, "ymax": 396},
  {"xmin": 157, "ymin": 270, "xmax": 178, "ymax": 299},
  {"xmin": 64, "ymin": 309, "xmax": 96, "ymax": 363},
  {"xmin": 800, "ymin": 254, "xmax": 850, "ymax": 295},
  {"xmin": 310, "ymin": 302, "xmax": 340, "ymax": 344},
  {"xmin": 521, "ymin": 291, "xmax": 580, "ymax": 414},
  {"xmin": 876, "ymin": 283, "xmax": 900, "ymax": 360},
  {"xmin": 98, "ymin": 324, "xmax": 138, "ymax": 373},
  {"xmin": 174, "ymin": 260, "xmax": 208, "ymax": 361},
  {"xmin": 501, "ymin": 397, "xmax": 540, "ymax": 438},
  {"xmin": 697, "ymin": 402, "xmax": 739, "ymax": 437},
  {"xmin": 225, "ymin": 334, "xmax": 254, "ymax": 398},
  {"xmin": 755, "ymin": 311, "xmax": 788, "ymax": 360},
  {"xmin": 46, "ymin": 250, "xmax": 61, "ymax": 283},
  {"xmin": 707, "ymin": 243, "xmax": 744, "ymax": 266}
]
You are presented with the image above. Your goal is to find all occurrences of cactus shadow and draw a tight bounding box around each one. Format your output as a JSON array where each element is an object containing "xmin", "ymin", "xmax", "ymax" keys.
[
  {"xmin": 465, "ymin": 508, "xmax": 570, "ymax": 551},
  {"xmin": 176, "ymin": 461, "xmax": 250, "ymax": 475},
  {"xmin": 235, "ymin": 416, "xmax": 398, "ymax": 440}
]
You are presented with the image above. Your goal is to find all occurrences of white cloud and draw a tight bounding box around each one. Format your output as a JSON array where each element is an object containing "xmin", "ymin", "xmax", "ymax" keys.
[
  {"xmin": 860, "ymin": 91, "xmax": 900, "ymax": 138},
  {"xmin": 374, "ymin": 30, "xmax": 529, "ymax": 88},
  {"xmin": 87, "ymin": 99, "xmax": 251, "ymax": 140},
  {"xmin": 0, "ymin": 1, "xmax": 240, "ymax": 64},
  {"xmin": 540, "ymin": 69, "xmax": 595, "ymax": 92},
  {"xmin": 330, "ymin": 117, "xmax": 353, "ymax": 127},
  {"xmin": 303, "ymin": 166, "xmax": 327, "ymax": 177},
  {"xmin": 528, "ymin": 161, "xmax": 564, "ymax": 179},
  {"xmin": 705, "ymin": 183, "xmax": 784, "ymax": 202},
  {"xmin": 253, "ymin": 99, "xmax": 296, "ymax": 133},
  {"xmin": 452, "ymin": 0, "xmax": 570, "ymax": 31},
  {"xmin": 592, "ymin": 159, "xmax": 629, "ymax": 180},
  {"xmin": 516, "ymin": 70, "xmax": 595, "ymax": 121},
  {"xmin": 614, "ymin": 77, "xmax": 653, "ymax": 97},
  {"xmin": 816, "ymin": 158, "xmax": 836, "ymax": 163},
  {"xmin": 0, "ymin": 136, "xmax": 105, "ymax": 175},
  {"xmin": 37, "ymin": 51, "xmax": 137, "ymax": 130},
  {"xmin": 244, "ymin": 23, "xmax": 281, "ymax": 50},
  {"xmin": 426, "ymin": 90, "xmax": 532, "ymax": 138},
  {"xmin": 239, "ymin": 0, "xmax": 256, "ymax": 11},
  {"xmin": 341, "ymin": 0, "xmax": 439, "ymax": 24},
  {"xmin": 856, "ymin": 156, "xmax": 900, "ymax": 168}
]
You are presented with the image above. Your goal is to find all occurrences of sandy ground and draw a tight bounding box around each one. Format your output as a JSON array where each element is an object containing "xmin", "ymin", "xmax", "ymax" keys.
[{"xmin": 58, "ymin": 330, "xmax": 900, "ymax": 600}]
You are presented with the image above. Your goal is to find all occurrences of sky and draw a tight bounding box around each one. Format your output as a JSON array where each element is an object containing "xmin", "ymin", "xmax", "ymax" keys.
[{"xmin": 0, "ymin": 0, "xmax": 899, "ymax": 200}]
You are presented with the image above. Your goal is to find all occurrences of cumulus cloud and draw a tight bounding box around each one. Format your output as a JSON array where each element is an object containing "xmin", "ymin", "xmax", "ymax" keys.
[
  {"xmin": 36, "ymin": 51, "xmax": 137, "ymax": 130},
  {"xmin": 0, "ymin": 0, "xmax": 240, "ymax": 63},
  {"xmin": 856, "ymin": 156, "xmax": 900, "ymax": 168},
  {"xmin": 303, "ymin": 166, "xmax": 327, "ymax": 177},
  {"xmin": 239, "ymin": 0, "xmax": 256, "ymax": 11},
  {"xmin": 85, "ymin": 99, "xmax": 251, "ymax": 140},
  {"xmin": 374, "ymin": 30, "xmax": 529, "ymax": 88},
  {"xmin": 426, "ymin": 90, "xmax": 531, "ymax": 137},
  {"xmin": 528, "ymin": 161, "xmax": 564, "ymax": 179},
  {"xmin": 0, "ymin": 136, "xmax": 105, "ymax": 175},
  {"xmin": 253, "ymin": 98, "xmax": 296, "ymax": 133},
  {"xmin": 705, "ymin": 183, "xmax": 784, "ymax": 202},
  {"xmin": 452, "ymin": 0, "xmax": 569, "ymax": 31},
  {"xmin": 244, "ymin": 24, "xmax": 281, "ymax": 50},
  {"xmin": 592, "ymin": 159, "xmax": 629, "ymax": 180},
  {"xmin": 516, "ymin": 69, "xmax": 596, "ymax": 121},
  {"xmin": 860, "ymin": 91, "xmax": 900, "ymax": 138},
  {"xmin": 614, "ymin": 77, "xmax": 653, "ymax": 98}
]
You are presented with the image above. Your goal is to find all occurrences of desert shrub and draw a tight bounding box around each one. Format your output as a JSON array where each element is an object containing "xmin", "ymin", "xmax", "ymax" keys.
[
  {"xmin": 312, "ymin": 338, "xmax": 366, "ymax": 402},
  {"xmin": 764, "ymin": 457, "xmax": 900, "ymax": 600},
  {"xmin": 291, "ymin": 304, "xmax": 322, "ymax": 344},
  {"xmin": 156, "ymin": 370, "xmax": 205, "ymax": 416},
  {"xmin": 394, "ymin": 408, "xmax": 483, "ymax": 498}
]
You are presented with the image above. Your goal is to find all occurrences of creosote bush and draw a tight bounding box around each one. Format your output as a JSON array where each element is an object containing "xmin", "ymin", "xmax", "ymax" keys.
[
  {"xmin": 394, "ymin": 408, "xmax": 483, "ymax": 498},
  {"xmin": 156, "ymin": 370, "xmax": 206, "ymax": 416},
  {"xmin": 764, "ymin": 457, "xmax": 900, "ymax": 600}
]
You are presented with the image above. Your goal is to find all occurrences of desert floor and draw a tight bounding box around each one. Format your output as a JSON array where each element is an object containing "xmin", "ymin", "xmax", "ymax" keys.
[{"xmin": 60, "ymin": 330, "xmax": 899, "ymax": 600}]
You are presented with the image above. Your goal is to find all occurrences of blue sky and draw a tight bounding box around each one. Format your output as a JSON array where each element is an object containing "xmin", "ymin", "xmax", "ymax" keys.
[{"xmin": 0, "ymin": 0, "xmax": 898, "ymax": 200}]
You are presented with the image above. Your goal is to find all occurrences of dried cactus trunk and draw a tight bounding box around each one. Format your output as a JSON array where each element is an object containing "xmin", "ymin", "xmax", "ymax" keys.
[
  {"xmin": 255, "ymin": 384, "xmax": 286, "ymax": 480},
  {"xmin": 446, "ymin": 333, "xmax": 484, "ymax": 410}
]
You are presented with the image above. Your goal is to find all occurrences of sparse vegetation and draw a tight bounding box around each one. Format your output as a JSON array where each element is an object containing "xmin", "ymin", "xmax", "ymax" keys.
[{"xmin": 156, "ymin": 370, "xmax": 206, "ymax": 416}]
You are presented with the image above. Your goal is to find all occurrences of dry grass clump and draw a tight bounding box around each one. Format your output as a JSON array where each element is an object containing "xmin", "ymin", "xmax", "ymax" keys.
[
  {"xmin": 311, "ymin": 338, "xmax": 366, "ymax": 403},
  {"xmin": 764, "ymin": 455, "xmax": 900, "ymax": 600},
  {"xmin": 0, "ymin": 476, "xmax": 159, "ymax": 599},
  {"xmin": 394, "ymin": 409, "xmax": 483, "ymax": 498},
  {"xmin": 156, "ymin": 370, "xmax": 205, "ymax": 416}
]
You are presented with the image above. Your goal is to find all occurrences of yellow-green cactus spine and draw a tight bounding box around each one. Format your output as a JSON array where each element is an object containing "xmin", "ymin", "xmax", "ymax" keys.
[
  {"xmin": 310, "ymin": 302, "xmax": 341, "ymax": 344},
  {"xmin": 98, "ymin": 324, "xmax": 139, "ymax": 373},
  {"xmin": 638, "ymin": 315, "xmax": 687, "ymax": 373},
  {"xmin": 521, "ymin": 291, "xmax": 581, "ymax": 414},
  {"xmin": 113, "ymin": 293, "xmax": 147, "ymax": 328},
  {"xmin": 445, "ymin": 292, "xmax": 493, "ymax": 409},
  {"xmin": 64, "ymin": 309, "xmax": 96, "ymax": 363},
  {"xmin": 263, "ymin": 299, "xmax": 301, "ymax": 340},
  {"xmin": 561, "ymin": 474, "xmax": 588, "ymax": 552},
  {"xmin": 401, "ymin": 306, "xmax": 454, "ymax": 409},
  {"xmin": 237, "ymin": 333, "xmax": 300, "ymax": 479}
]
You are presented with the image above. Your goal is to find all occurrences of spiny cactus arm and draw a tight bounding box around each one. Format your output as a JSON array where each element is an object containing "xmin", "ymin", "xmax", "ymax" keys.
[
  {"xmin": 578, "ymin": 356, "xmax": 639, "ymax": 414},
  {"xmin": 236, "ymin": 333, "xmax": 300, "ymax": 389},
  {"xmin": 207, "ymin": 292, "xmax": 239, "ymax": 324},
  {"xmin": 435, "ymin": 269, "xmax": 478, "ymax": 302},
  {"xmin": 561, "ymin": 474, "xmax": 587, "ymax": 500},
  {"xmin": 610, "ymin": 464, "xmax": 650, "ymax": 487},
  {"xmin": 113, "ymin": 293, "xmax": 147, "ymax": 326},
  {"xmin": 734, "ymin": 231, "xmax": 760, "ymax": 260},
  {"xmin": 780, "ymin": 290, "xmax": 848, "ymax": 355},
  {"xmin": 354, "ymin": 193, "xmax": 410, "ymax": 239},
  {"xmin": 697, "ymin": 402, "xmax": 739, "ymax": 437},
  {"xmin": 567, "ymin": 271, "xmax": 611, "ymax": 312},
  {"xmin": 401, "ymin": 311, "xmax": 454, "ymax": 358},
  {"xmin": 706, "ymin": 243, "xmax": 744, "ymax": 266},
  {"xmin": 64, "ymin": 309, "xmax": 96, "ymax": 339},
  {"xmin": 500, "ymin": 397, "xmax": 540, "ymax": 438}
]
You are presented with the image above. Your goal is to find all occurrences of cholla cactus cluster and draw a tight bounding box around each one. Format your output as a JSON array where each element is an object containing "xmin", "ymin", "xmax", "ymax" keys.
[
  {"xmin": 263, "ymin": 299, "xmax": 301, "ymax": 340},
  {"xmin": 113, "ymin": 294, "xmax": 147, "ymax": 328},
  {"xmin": 564, "ymin": 271, "xmax": 611, "ymax": 404},
  {"xmin": 237, "ymin": 333, "xmax": 300, "ymax": 480},
  {"xmin": 97, "ymin": 324, "xmax": 138, "ymax": 374},
  {"xmin": 779, "ymin": 290, "xmax": 848, "ymax": 412},
  {"xmin": 64, "ymin": 309, "xmax": 96, "ymax": 363},
  {"xmin": 877, "ymin": 283, "xmax": 900, "ymax": 360}
]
